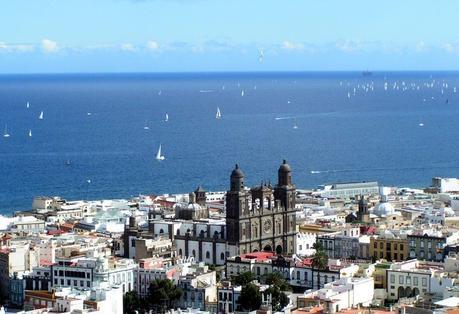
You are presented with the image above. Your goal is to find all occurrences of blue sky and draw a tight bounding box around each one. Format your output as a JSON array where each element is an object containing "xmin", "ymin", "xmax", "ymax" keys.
[{"xmin": 1, "ymin": 0, "xmax": 459, "ymax": 73}]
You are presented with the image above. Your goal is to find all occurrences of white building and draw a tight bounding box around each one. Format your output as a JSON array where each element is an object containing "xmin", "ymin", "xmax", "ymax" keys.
[
  {"xmin": 299, "ymin": 277, "xmax": 374, "ymax": 313},
  {"xmin": 432, "ymin": 177, "xmax": 459, "ymax": 193},
  {"xmin": 296, "ymin": 232, "xmax": 316, "ymax": 257},
  {"xmin": 51, "ymin": 256, "xmax": 137, "ymax": 294}
]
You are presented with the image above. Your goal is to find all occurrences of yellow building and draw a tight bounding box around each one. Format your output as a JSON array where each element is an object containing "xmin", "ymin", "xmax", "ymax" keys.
[{"xmin": 370, "ymin": 236, "xmax": 408, "ymax": 262}]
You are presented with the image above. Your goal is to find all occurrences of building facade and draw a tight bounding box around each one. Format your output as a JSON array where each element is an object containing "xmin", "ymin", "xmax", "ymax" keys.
[{"xmin": 226, "ymin": 161, "xmax": 297, "ymax": 255}]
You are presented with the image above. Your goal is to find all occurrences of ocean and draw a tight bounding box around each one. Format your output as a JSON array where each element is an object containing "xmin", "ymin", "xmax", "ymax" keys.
[{"xmin": 1, "ymin": 71, "xmax": 459, "ymax": 214}]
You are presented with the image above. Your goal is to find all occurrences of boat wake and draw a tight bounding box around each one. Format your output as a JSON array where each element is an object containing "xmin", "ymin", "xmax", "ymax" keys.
[{"xmin": 275, "ymin": 116, "xmax": 295, "ymax": 120}]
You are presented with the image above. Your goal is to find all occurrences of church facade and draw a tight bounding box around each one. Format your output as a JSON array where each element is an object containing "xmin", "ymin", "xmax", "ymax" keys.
[{"xmin": 226, "ymin": 160, "xmax": 297, "ymax": 255}]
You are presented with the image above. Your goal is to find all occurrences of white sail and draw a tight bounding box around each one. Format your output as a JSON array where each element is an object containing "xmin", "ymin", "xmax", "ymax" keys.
[
  {"xmin": 241, "ymin": 90, "xmax": 244, "ymax": 97},
  {"xmin": 38, "ymin": 111, "xmax": 44, "ymax": 120},
  {"xmin": 28, "ymin": 129, "xmax": 32, "ymax": 137},
  {"xmin": 216, "ymin": 107, "xmax": 221, "ymax": 119},
  {"xmin": 26, "ymin": 101, "xmax": 30, "ymax": 109},
  {"xmin": 165, "ymin": 113, "xmax": 169, "ymax": 122},
  {"xmin": 293, "ymin": 119, "xmax": 298, "ymax": 129},
  {"xmin": 156, "ymin": 144, "xmax": 165, "ymax": 160},
  {"xmin": 3, "ymin": 125, "xmax": 10, "ymax": 138}
]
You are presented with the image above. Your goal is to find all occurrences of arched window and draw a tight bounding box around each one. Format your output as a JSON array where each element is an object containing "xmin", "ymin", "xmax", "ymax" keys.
[
  {"xmin": 159, "ymin": 229, "xmax": 164, "ymax": 234},
  {"xmin": 220, "ymin": 252, "xmax": 225, "ymax": 261},
  {"xmin": 192, "ymin": 250, "xmax": 196, "ymax": 257},
  {"xmin": 206, "ymin": 251, "xmax": 210, "ymax": 259},
  {"xmin": 264, "ymin": 197, "xmax": 270, "ymax": 209},
  {"xmin": 177, "ymin": 229, "xmax": 180, "ymax": 236},
  {"xmin": 179, "ymin": 249, "xmax": 183, "ymax": 256}
]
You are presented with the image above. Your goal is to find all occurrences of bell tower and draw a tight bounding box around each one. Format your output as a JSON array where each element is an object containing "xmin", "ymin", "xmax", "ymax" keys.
[{"xmin": 226, "ymin": 164, "xmax": 248, "ymax": 243}]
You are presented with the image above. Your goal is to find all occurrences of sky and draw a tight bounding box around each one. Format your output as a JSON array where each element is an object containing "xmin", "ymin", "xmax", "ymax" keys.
[{"xmin": 1, "ymin": 0, "xmax": 459, "ymax": 73}]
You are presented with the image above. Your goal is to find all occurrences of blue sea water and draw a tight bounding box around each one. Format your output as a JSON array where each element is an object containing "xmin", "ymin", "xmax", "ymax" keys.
[{"xmin": 1, "ymin": 71, "xmax": 459, "ymax": 214}]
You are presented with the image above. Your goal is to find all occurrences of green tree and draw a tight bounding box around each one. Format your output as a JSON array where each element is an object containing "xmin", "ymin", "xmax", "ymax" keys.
[
  {"xmin": 233, "ymin": 271, "xmax": 255, "ymax": 286},
  {"xmin": 148, "ymin": 279, "xmax": 182, "ymax": 313},
  {"xmin": 124, "ymin": 291, "xmax": 141, "ymax": 314},
  {"xmin": 265, "ymin": 286, "xmax": 289, "ymax": 311},
  {"xmin": 263, "ymin": 272, "xmax": 290, "ymax": 311},
  {"xmin": 238, "ymin": 283, "xmax": 262, "ymax": 311},
  {"xmin": 312, "ymin": 242, "xmax": 329, "ymax": 289},
  {"xmin": 263, "ymin": 272, "xmax": 290, "ymax": 291}
]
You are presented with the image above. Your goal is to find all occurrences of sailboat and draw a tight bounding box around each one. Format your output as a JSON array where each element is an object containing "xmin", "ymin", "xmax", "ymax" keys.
[
  {"xmin": 241, "ymin": 90, "xmax": 244, "ymax": 97},
  {"xmin": 165, "ymin": 113, "xmax": 169, "ymax": 122},
  {"xmin": 3, "ymin": 125, "xmax": 10, "ymax": 138},
  {"xmin": 156, "ymin": 144, "xmax": 165, "ymax": 161},
  {"xmin": 26, "ymin": 101, "xmax": 30, "ymax": 109},
  {"xmin": 28, "ymin": 129, "xmax": 32, "ymax": 137},
  {"xmin": 38, "ymin": 111, "xmax": 44, "ymax": 120},
  {"xmin": 216, "ymin": 107, "xmax": 222, "ymax": 119},
  {"xmin": 293, "ymin": 119, "xmax": 298, "ymax": 130}
]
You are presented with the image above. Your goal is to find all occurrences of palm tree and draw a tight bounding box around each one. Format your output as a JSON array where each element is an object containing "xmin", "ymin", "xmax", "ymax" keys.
[{"xmin": 312, "ymin": 242, "xmax": 328, "ymax": 289}]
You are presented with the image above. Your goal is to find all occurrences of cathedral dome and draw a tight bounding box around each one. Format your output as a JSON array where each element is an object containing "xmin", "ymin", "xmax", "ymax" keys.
[
  {"xmin": 231, "ymin": 164, "xmax": 244, "ymax": 178},
  {"xmin": 278, "ymin": 159, "xmax": 291, "ymax": 173},
  {"xmin": 373, "ymin": 201, "xmax": 395, "ymax": 217}
]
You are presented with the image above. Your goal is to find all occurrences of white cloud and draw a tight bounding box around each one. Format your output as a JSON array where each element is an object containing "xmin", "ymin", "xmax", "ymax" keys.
[
  {"xmin": 120, "ymin": 43, "xmax": 136, "ymax": 52},
  {"xmin": 191, "ymin": 45, "xmax": 204, "ymax": 53},
  {"xmin": 282, "ymin": 40, "xmax": 304, "ymax": 51},
  {"xmin": 0, "ymin": 42, "xmax": 34, "ymax": 53},
  {"xmin": 146, "ymin": 40, "xmax": 160, "ymax": 51},
  {"xmin": 335, "ymin": 40, "xmax": 363, "ymax": 53},
  {"xmin": 41, "ymin": 39, "xmax": 59, "ymax": 53},
  {"xmin": 443, "ymin": 42, "xmax": 458, "ymax": 53},
  {"xmin": 415, "ymin": 40, "xmax": 426, "ymax": 52}
]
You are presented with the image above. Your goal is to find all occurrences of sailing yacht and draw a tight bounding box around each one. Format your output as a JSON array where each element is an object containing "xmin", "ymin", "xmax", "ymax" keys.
[
  {"xmin": 293, "ymin": 119, "xmax": 298, "ymax": 130},
  {"xmin": 28, "ymin": 129, "xmax": 32, "ymax": 137},
  {"xmin": 216, "ymin": 107, "xmax": 222, "ymax": 119},
  {"xmin": 156, "ymin": 144, "xmax": 165, "ymax": 161},
  {"xmin": 165, "ymin": 113, "xmax": 169, "ymax": 122},
  {"xmin": 26, "ymin": 101, "xmax": 30, "ymax": 109},
  {"xmin": 38, "ymin": 111, "xmax": 44, "ymax": 120},
  {"xmin": 3, "ymin": 125, "xmax": 10, "ymax": 138},
  {"xmin": 241, "ymin": 90, "xmax": 244, "ymax": 97}
]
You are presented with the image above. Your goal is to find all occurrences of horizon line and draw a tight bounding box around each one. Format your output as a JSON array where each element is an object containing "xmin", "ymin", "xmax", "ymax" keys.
[{"xmin": 1, "ymin": 69, "xmax": 459, "ymax": 76}]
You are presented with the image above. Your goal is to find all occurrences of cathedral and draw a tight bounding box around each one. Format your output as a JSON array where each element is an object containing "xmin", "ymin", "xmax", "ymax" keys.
[{"xmin": 226, "ymin": 160, "xmax": 297, "ymax": 255}]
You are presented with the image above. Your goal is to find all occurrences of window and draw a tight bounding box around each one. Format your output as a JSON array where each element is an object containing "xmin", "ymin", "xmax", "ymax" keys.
[
  {"xmin": 67, "ymin": 279, "xmax": 71, "ymax": 285},
  {"xmin": 428, "ymin": 242, "xmax": 432, "ymax": 249},
  {"xmin": 420, "ymin": 241, "xmax": 424, "ymax": 248},
  {"xmin": 390, "ymin": 275, "xmax": 395, "ymax": 284},
  {"xmin": 60, "ymin": 279, "xmax": 64, "ymax": 285},
  {"xmin": 413, "ymin": 277, "xmax": 418, "ymax": 286},
  {"xmin": 406, "ymin": 277, "xmax": 411, "ymax": 285},
  {"xmin": 374, "ymin": 242, "xmax": 377, "ymax": 248},
  {"xmin": 87, "ymin": 281, "xmax": 90, "ymax": 287},
  {"xmin": 399, "ymin": 276, "xmax": 404, "ymax": 284},
  {"xmin": 422, "ymin": 278, "xmax": 427, "ymax": 287},
  {"xmin": 131, "ymin": 239, "xmax": 136, "ymax": 247},
  {"xmin": 220, "ymin": 253, "xmax": 225, "ymax": 261},
  {"xmin": 192, "ymin": 250, "xmax": 196, "ymax": 257},
  {"xmin": 380, "ymin": 242, "xmax": 383, "ymax": 249},
  {"xmin": 206, "ymin": 251, "xmax": 210, "ymax": 259}
]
